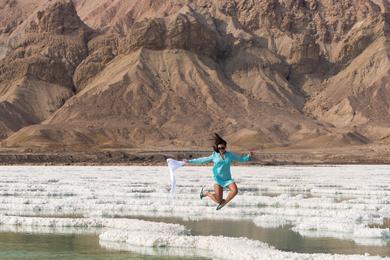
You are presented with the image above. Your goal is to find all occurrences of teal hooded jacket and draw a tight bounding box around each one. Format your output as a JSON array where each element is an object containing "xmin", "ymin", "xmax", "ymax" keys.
[{"xmin": 188, "ymin": 151, "xmax": 250, "ymax": 187}]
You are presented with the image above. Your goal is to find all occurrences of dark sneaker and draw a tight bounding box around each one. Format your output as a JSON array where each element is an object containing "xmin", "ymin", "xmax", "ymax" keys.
[
  {"xmin": 199, "ymin": 186, "xmax": 205, "ymax": 200},
  {"xmin": 216, "ymin": 200, "xmax": 226, "ymax": 210}
]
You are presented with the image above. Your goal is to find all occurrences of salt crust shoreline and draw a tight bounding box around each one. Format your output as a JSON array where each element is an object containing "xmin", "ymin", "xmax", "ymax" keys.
[
  {"xmin": 0, "ymin": 215, "xmax": 388, "ymax": 260},
  {"xmin": 0, "ymin": 165, "xmax": 389, "ymax": 259}
]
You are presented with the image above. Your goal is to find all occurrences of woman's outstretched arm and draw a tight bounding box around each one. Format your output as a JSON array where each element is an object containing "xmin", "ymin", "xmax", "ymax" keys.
[
  {"xmin": 186, "ymin": 153, "xmax": 214, "ymax": 165},
  {"xmin": 229, "ymin": 151, "xmax": 252, "ymax": 162}
]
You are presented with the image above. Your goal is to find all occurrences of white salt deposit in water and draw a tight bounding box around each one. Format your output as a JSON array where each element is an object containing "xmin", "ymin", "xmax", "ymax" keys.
[{"xmin": 0, "ymin": 165, "xmax": 389, "ymax": 259}]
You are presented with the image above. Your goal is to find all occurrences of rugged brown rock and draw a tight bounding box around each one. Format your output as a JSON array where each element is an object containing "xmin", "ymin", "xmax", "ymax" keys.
[
  {"xmin": 0, "ymin": 0, "xmax": 389, "ymax": 153},
  {"xmin": 0, "ymin": 0, "xmax": 92, "ymax": 142}
]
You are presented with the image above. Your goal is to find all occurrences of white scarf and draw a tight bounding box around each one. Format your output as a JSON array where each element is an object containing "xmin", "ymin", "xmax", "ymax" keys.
[{"xmin": 166, "ymin": 158, "xmax": 184, "ymax": 197}]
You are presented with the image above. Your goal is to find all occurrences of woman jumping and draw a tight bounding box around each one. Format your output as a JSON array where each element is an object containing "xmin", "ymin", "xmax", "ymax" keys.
[{"xmin": 183, "ymin": 133, "xmax": 252, "ymax": 210}]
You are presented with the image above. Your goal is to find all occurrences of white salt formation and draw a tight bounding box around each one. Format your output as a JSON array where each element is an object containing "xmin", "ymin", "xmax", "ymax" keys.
[{"xmin": 0, "ymin": 165, "xmax": 389, "ymax": 259}]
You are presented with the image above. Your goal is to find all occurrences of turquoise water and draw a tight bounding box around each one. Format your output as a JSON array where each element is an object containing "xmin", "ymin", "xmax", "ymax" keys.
[
  {"xmin": 0, "ymin": 217, "xmax": 389, "ymax": 259},
  {"xmin": 0, "ymin": 231, "xmax": 208, "ymax": 260},
  {"xmin": 137, "ymin": 216, "xmax": 390, "ymax": 257}
]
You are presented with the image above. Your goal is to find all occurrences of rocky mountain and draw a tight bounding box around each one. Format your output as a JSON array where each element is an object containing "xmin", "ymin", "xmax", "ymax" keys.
[{"xmin": 0, "ymin": 0, "xmax": 389, "ymax": 151}]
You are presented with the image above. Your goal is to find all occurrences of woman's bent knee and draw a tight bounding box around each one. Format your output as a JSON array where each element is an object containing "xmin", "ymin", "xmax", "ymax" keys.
[{"xmin": 229, "ymin": 185, "xmax": 238, "ymax": 195}]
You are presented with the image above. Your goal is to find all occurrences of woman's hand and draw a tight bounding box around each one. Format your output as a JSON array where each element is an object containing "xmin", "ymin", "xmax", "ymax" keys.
[{"xmin": 183, "ymin": 159, "xmax": 188, "ymax": 165}]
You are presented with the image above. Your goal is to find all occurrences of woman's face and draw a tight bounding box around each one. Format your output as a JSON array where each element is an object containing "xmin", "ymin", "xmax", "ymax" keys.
[{"xmin": 217, "ymin": 144, "xmax": 226, "ymax": 154}]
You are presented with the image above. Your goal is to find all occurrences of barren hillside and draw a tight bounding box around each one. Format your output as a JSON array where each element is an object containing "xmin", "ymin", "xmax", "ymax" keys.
[{"xmin": 0, "ymin": 0, "xmax": 389, "ymax": 152}]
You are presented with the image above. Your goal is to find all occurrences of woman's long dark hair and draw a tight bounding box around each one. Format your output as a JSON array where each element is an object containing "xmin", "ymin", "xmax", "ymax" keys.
[{"xmin": 212, "ymin": 133, "xmax": 227, "ymax": 153}]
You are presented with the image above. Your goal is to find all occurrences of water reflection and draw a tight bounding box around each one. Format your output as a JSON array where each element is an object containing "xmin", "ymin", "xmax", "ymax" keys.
[
  {"xmin": 0, "ymin": 217, "xmax": 389, "ymax": 258},
  {"xmin": 0, "ymin": 231, "xmax": 208, "ymax": 260},
  {"xmin": 136, "ymin": 216, "xmax": 390, "ymax": 257}
]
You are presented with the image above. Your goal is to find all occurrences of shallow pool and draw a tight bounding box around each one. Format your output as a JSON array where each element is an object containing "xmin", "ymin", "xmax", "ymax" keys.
[
  {"xmin": 136, "ymin": 216, "xmax": 390, "ymax": 257},
  {"xmin": 0, "ymin": 230, "xmax": 209, "ymax": 259}
]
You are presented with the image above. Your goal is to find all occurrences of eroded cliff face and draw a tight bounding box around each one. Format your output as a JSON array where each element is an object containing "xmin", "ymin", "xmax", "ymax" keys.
[
  {"xmin": 0, "ymin": 0, "xmax": 92, "ymax": 140},
  {"xmin": 0, "ymin": 0, "xmax": 389, "ymax": 150}
]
